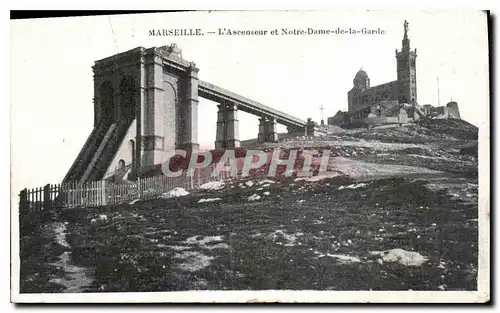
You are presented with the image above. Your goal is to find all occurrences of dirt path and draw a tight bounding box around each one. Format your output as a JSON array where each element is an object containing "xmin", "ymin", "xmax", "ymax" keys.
[{"xmin": 48, "ymin": 222, "xmax": 94, "ymax": 293}]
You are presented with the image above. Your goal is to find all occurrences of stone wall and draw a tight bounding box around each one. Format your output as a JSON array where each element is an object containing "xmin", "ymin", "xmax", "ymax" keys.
[
  {"xmin": 373, "ymin": 100, "xmax": 400, "ymax": 117},
  {"xmin": 364, "ymin": 116, "xmax": 400, "ymax": 125},
  {"xmin": 348, "ymin": 81, "xmax": 399, "ymax": 112},
  {"xmin": 327, "ymin": 110, "xmax": 347, "ymax": 126},
  {"xmin": 418, "ymin": 102, "xmax": 461, "ymax": 119}
]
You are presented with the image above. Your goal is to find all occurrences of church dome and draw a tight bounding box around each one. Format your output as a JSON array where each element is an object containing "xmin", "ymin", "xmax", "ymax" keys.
[
  {"xmin": 353, "ymin": 69, "xmax": 370, "ymax": 89},
  {"xmin": 354, "ymin": 69, "xmax": 368, "ymax": 79}
]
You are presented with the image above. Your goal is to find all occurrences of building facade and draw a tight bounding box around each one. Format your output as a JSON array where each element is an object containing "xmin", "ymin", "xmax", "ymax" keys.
[
  {"xmin": 347, "ymin": 20, "xmax": 417, "ymax": 120},
  {"xmin": 327, "ymin": 20, "xmax": 461, "ymax": 127}
]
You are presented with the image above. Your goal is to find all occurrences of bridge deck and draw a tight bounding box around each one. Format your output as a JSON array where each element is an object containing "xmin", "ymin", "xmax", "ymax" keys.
[{"xmin": 198, "ymin": 80, "xmax": 306, "ymax": 128}]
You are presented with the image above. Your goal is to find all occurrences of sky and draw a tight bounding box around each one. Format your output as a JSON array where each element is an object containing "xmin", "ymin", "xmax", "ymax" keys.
[{"xmin": 10, "ymin": 11, "xmax": 489, "ymax": 194}]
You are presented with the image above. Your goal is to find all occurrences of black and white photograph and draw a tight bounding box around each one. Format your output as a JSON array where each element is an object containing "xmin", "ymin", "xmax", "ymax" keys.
[{"xmin": 10, "ymin": 10, "xmax": 490, "ymax": 303}]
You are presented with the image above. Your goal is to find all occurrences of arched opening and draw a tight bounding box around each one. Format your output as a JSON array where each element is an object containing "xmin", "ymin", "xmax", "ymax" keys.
[
  {"xmin": 163, "ymin": 81, "xmax": 178, "ymax": 148},
  {"xmin": 99, "ymin": 81, "xmax": 115, "ymax": 125},
  {"xmin": 119, "ymin": 76, "xmax": 136, "ymax": 121}
]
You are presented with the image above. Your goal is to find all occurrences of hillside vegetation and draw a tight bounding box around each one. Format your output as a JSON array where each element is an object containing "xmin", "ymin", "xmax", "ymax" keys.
[{"xmin": 20, "ymin": 119, "xmax": 480, "ymax": 293}]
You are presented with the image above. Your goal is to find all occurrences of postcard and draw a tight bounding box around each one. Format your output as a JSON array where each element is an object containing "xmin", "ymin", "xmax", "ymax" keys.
[{"xmin": 10, "ymin": 10, "xmax": 490, "ymax": 303}]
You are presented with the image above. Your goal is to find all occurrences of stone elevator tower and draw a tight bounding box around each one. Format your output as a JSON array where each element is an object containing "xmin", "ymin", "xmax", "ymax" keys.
[
  {"xmin": 63, "ymin": 45, "xmax": 200, "ymax": 183},
  {"xmin": 63, "ymin": 44, "xmax": 308, "ymax": 184}
]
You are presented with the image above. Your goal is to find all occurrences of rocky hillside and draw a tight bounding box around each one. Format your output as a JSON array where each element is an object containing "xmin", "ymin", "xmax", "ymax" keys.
[
  {"xmin": 20, "ymin": 118, "xmax": 480, "ymax": 293},
  {"xmin": 243, "ymin": 119, "xmax": 478, "ymax": 177}
]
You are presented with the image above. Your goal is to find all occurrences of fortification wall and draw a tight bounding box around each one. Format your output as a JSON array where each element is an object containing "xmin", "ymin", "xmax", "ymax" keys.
[
  {"xmin": 377, "ymin": 100, "xmax": 400, "ymax": 116},
  {"xmin": 364, "ymin": 116, "xmax": 400, "ymax": 125},
  {"xmin": 446, "ymin": 102, "xmax": 461, "ymax": 119},
  {"xmin": 434, "ymin": 106, "xmax": 448, "ymax": 117},
  {"xmin": 327, "ymin": 113, "xmax": 345, "ymax": 126}
]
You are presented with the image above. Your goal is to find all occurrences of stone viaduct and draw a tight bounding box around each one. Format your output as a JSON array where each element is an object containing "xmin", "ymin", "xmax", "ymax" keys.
[{"xmin": 63, "ymin": 44, "xmax": 309, "ymax": 183}]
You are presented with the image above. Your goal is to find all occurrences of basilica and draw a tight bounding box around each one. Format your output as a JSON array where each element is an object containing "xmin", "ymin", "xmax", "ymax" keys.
[{"xmin": 327, "ymin": 21, "xmax": 460, "ymax": 127}]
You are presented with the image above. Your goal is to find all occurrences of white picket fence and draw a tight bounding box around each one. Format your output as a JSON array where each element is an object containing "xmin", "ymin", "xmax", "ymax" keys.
[{"xmin": 19, "ymin": 166, "xmax": 231, "ymax": 211}]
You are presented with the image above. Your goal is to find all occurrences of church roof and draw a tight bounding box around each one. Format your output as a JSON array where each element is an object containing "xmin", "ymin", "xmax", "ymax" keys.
[{"xmin": 354, "ymin": 69, "xmax": 368, "ymax": 79}]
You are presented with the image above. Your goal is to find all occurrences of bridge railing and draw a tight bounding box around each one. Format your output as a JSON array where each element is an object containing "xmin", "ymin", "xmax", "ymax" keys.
[{"xmin": 199, "ymin": 80, "xmax": 306, "ymax": 126}]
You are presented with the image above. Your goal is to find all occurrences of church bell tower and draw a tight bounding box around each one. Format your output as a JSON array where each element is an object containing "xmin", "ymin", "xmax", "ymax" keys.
[{"xmin": 396, "ymin": 20, "xmax": 417, "ymax": 105}]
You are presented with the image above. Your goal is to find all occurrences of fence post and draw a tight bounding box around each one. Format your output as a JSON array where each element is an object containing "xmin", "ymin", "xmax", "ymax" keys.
[
  {"xmin": 34, "ymin": 187, "xmax": 40, "ymax": 211},
  {"xmin": 100, "ymin": 180, "xmax": 105, "ymax": 206},
  {"xmin": 19, "ymin": 188, "xmax": 28, "ymax": 214},
  {"xmin": 43, "ymin": 184, "xmax": 52, "ymax": 211},
  {"xmin": 137, "ymin": 176, "xmax": 142, "ymax": 199}
]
